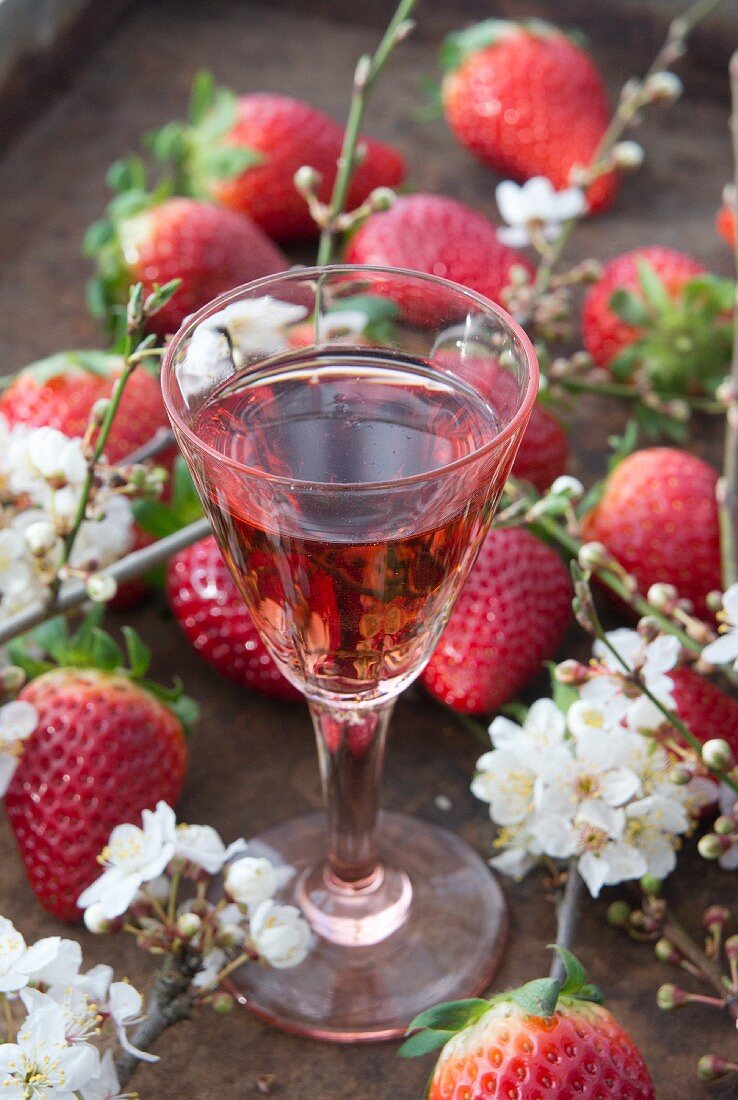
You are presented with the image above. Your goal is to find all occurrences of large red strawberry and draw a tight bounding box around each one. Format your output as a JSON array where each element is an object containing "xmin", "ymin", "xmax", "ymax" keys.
[
  {"xmin": 440, "ymin": 20, "xmax": 617, "ymax": 212},
  {"xmin": 166, "ymin": 535, "xmax": 301, "ymax": 702},
  {"xmin": 581, "ymin": 248, "xmax": 730, "ymax": 398},
  {"xmin": 0, "ymin": 351, "xmax": 169, "ymax": 465},
  {"xmin": 150, "ymin": 76, "xmax": 405, "ymax": 242},
  {"xmin": 87, "ymin": 185, "xmax": 287, "ymax": 337},
  {"xmin": 582, "ymin": 448, "xmax": 720, "ymax": 619},
  {"xmin": 421, "ymin": 527, "xmax": 572, "ymax": 714},
  {"xmin": 669, "ymin": 666, "xmax": 738, "ymax": 761},
  {"xmin": 345, "ymin": 193, "xmax": 533, "ymax": 312},
  {"xmin": 401, "ymin": 948, "xmax": 654, "ymax": 1099},
  {"xmin": 5, "ymin": 615, "xmax": 191, "ymax": 920},
  {"xmin": 512, "ymin": 402, "xmax": 569, "ymax": 492}
]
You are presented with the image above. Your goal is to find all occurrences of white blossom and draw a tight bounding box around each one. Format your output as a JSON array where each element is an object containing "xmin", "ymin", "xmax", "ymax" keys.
[
  {"xmin": 80, "ymin": 1050, "xmax": 128, "ymax": 1100},
  {"xmin": 0, "ymin": 918, "xmax": 60, "ymax": 994},
  {"xmin": 581, "ymin": 629, "xmax": 679, "ymax": 733},
  {"xmin": 8, "ymin": 427, "xmax": 86, "ymax": 501},
  {"xmin": 702, "ymin": 585, "xmax": 738, "ymax": 671},
  {"xmin": 549, "ymin": 475, "xmax": 584, "ymax": 499},
  {"xmin": 78, "ymin": 802, "xmax": 177, "ymax": 919},
  {"xmin": 192, "ymin": 948, "xmax": 228, "ymax": 991},
  {"xmin": 316, "ymin": 310, "xmax": 371, "ymax": 340},
  {"xmin": 22, "ymin": 986, "xmax": 101, "ymax": 1045},
  {"xmin": 224, "ymin": 856, "xmax": 279, "ymax": 913},
  {"xmin": 107, "ymin": 981, "xmax": 159, "ymax": 1064},
  {"xmin": 0, "ymin": 990, "xmax": 99, "ymax": 1098},
  {"xmin": 24, "ymin": 937, "xmax": 82, "ymax": 991},
  {"xmin": 179, "ymin": 297, "xmax": 308, "ymax": 398},
  {"xmin": 0, "ymin": 699, "xmax": 38, "ymax": 797},
  {"xmin": 249, "ymin": 900, "xmax": 311, "ymax": 969},
  {"xmin": 174, "ymin": 824, "xmax": 248, "ymax": 876},
  {"xmin": 495, "ymin": 176, "xmax": 586, "ymax": 248}
]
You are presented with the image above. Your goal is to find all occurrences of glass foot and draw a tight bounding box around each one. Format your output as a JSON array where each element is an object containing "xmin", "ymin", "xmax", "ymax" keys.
[{"xmin": 226, "ymin": 811, "xmax": 508, "ymax": 1042}]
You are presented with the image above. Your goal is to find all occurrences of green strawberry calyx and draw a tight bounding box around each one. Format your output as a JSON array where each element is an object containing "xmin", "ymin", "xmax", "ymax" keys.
[
  {"xmin": 146, "ymin": 69, "xmax": 263, "ymax": 201},
  {"xmin": 608, "ymin": 259, "xmax": 734, "ymax": 400},
  {"xmin": 8, "ymin": 605, "xmax": 199, "ymax": 734},
  {"xmin": 84, "ymin": 156, "xmax": 173, "ymax": 339},
  {"xmin": 19, "ymin": 351, "xmax": 125, "ymax": 387},
  {"xmin": 399, "ymin": 946, "xmax": 603, "ymax": 1058},
  {"xmin": 439, "ymin": 19, "xmax": 583, "ymax": 73}
]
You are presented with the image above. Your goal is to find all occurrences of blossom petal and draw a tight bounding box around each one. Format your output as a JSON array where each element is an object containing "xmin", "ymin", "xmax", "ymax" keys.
[
  {"xmin": 702, "ymin": 632, "xmax": 738, "ymax": 667},
  {"xmin": 495, "ymin": 180, "xmax": 527, "ymax": 227}
]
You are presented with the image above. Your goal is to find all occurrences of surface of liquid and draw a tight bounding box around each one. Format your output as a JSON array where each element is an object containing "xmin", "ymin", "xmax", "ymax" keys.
[{"xmin": 192, "ymin": 352, "xmax": 508, "ymax": 701}]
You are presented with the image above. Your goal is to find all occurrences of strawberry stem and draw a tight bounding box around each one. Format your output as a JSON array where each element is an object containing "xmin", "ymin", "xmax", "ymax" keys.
[
  {"xmin": 316, "ymin": 0, "xmax": 417, "ymax": 265},
  {"xmin": 718, "ymin": 51, "xmax": 738, "ymax": 591}
]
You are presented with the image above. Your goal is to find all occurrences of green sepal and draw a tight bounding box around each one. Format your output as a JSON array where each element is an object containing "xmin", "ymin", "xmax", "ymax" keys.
[
  {"xmin": 398, "ymin": 1028, "xmax": 456, "ymax": 1058},
  {"xmin": 399, "ymin": 999, "xmax": 490, "ymax": 1058},
  {"xmin": 634, "ymin": 402, "xmax": 689, "ymax": 443},
  {"xmin": 141, "ymin": 676, "xmax": 200, "ymax": 734},
  {"xmin": 548, "ymin": 946, "xmax": 605, "ymax": 1004},
  {"xmin": 33, "ymin": 616, "xmax": 72, "ymax": 664},
  {"xmin": 122, "ymin": 626, "xmax": 152, "ymax": 679},
  {"xmin": 509, "ymin": 977, "xmax": 561, "ymax": 1017},
  {"xmin": 89, "ymin": 629, "xmax": 124, "ymax": 671},
  {"xmin": 439, "ymin": 19, "xmax": 573, "ymax": 72},
  {"xmin": 188, "ymin": 69, "xmax": 217, "ymax": 126},
  {"xmin": 636, "ymin": 258, "xmax": 671, "ymax": 313},
  {"xmin": 550, "ymin": 666, "xmax": 578, "ymax": 716},
  {"xmin": 22, "ymin": 351, "xmax": 122, "ymax": 386},
  {"xmin": 608, "ymin": 289, "xmax": 651, "ymax": 328},
  {"xmin": 197, "ymin": 145, "xmax": 262, "ymax": 181},
  {"xmin": 6, "ymin": 637, "xmax": 54, "ymax": 681}
]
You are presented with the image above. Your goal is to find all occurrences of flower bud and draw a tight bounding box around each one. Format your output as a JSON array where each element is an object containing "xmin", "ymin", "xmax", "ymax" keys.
[
  {"xmin": 554, "ymin": 659, "xmax": 590, "ymax": 685},
  {"xmin": 697, "ymin": 833, "xmax": 731, "ymax": 860},
  {"xmin": 578, "ymin": 541, "xmax": 610, "ymax": 569},
  {"xmin": 189, "ymin": 897, "xmax": 213, "ymax": 919},
  {"xmin": 724, "ymin": 934, "xmax": 738, "ymax": 960},
  {"xmin": 293, "ymin": 165, "xmax": 322, "ymax": 195},
  {"xmin": 645, "ymin": 71, "xmax": 683, "ymax": 103},
  {"xmin": 90, "ymin": 398, "xmax": 112, "ymax": 426},
  {"xmin": 654, "ymin": 937, "xmax": 681, "ymax": 965},
  {"xmin": 640, "ymin": 874, "xmax": 662, "ymax": 897},
  {"xmin": 611, "ymin": 141, "xmax": 645, "ymax": 170},
  {"xmin": 214, "ymin": 923, "xmax": 244, "ymax": 949},
  {"xmin": 703, "ymin": 905, "xmax": 730, "ymax": 932},
  {"xmin": 698, "ymin": 1054, "xmax": 731, "ymax": 1082},
  {"xmin": 212, "ymin": 991, "xmax": 235, "ymax": 1015},
  {"xmin": 224, "ymin": 856, "xmax": 279, "ymax": 910},
  {"xmin": 656, "ymin": 983, "xmax": 687, "ymax": 1010},
  {"xmin": 85, "ymin": 573, "xmax": 118, "ymax": 604},
  {"xmin": 509, "ymin": 263, "xmax": 531, "ymax": 287},
  {"xmin": 706, "ymin": 589, "xmax": 725, "ymax": 614},
  {"xmin": 606, "ymin": 900, "xmax": 631, "ymax": 928},
  {"xmin": 368, "ymin": 187, "xmax": 396, "ymax": 212},
  {"xmin": 24, "ymin": 520, "xmax": 58, "ymax": 556},
  {"xmin": 0, "ymin": 665, "xmax": 26, "ymax": 694},
  {"xmin": 550, "ymin": 475, "xmax": 584, "ymax": 500},
  {"xmin": 646, "ymin": 582, "xmax": 678, "ymax": 611},
  {"xmin": 714, "ymin": 815, "xmax": 736, "ymax": 836},
  {"xmin": 636, "ymin": 616, "xmax": 660, "ymax": 642},
  {"xmin": 669, "ymin": 764, "xmax": 693, "ymax": 786},
  {"xmin": 702, "ymin": 739, "xmax": 735, "ymax": 772},
  {"xmin": 176, "ymin": 912, "xmax": 202, "ymax": 939}
]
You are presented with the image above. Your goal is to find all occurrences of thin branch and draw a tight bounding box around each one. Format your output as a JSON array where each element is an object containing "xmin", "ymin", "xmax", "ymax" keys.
[
  {"xmin": 124, "ymin": 427, "xmax": 176, "ymax": 464},
  {"xmin": 532, "ymin": 0, "xmax": 725, "ymax": 303},
  {"xmin": 549, "ymin": 864, "xmax": 585, "ymax": 981},
  {"xmin": 316, "ymin": 0, "xmax": 417, "ymax": 265},
  {"xmin": 718, "ymin": 50, "xmax": 738, "ymax": 591},
  {"xmin": 0, "ymin": 517, "xmax": 211, "ymax": 647}
]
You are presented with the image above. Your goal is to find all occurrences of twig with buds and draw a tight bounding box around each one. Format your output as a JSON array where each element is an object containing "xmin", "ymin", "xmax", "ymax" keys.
[
  {"xmin": 718, "ymin": 51, "xmax": 738, "ymax": 590},
  {"xmin": 313, "ymin": 0, "xmax": 417, "ymax": 265}
]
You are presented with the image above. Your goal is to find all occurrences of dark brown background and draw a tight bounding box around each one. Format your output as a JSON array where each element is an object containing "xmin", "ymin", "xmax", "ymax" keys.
[{"xmin": 0, "ymin": 1, "xmax": 736, "ymax": 1097}]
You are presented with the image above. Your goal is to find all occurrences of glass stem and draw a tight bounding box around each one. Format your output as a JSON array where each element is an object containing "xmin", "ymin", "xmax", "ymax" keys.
[{"xmin": 309, "ymin": 699, "xmax": 394, "ymax": 888}]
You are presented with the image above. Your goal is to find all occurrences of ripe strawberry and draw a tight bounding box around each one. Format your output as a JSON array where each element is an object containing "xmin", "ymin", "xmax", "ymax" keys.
[
  {"xmin": 421, "ymin": 527, "xmax": 571, "ymax": 714},
  {"xmin": 717, "ymin": 204, "xmax": 735, "ymax": 247},
  {"xmin": 440, "ymin": 20, "xmax": 617, "ymax": 212},
  {"xmin": 166, "ymin": 535, "xmax": 301, "ymax": 702},
  {"xmin": 5, "ymin": 614, "xmax": 191, "ymax": 920},
  {"xmin": 87, "ymin": 178, "xmax": 288, "ymax": 337},
  {"xmin": 345, "ymin": 193, "xmax": 533, "ymax": 312},
  {"xmin": 150, "ymin": 75, "xmax": 405, "ymax": 242},
  {"xmin": 581, "ymin": 248, "xmax": 730, "ymax": 398},
  {"xmin": 0, "ymin": 351, "xmax": 169, "ymax": 465},
  {"xmin": 401, "ymin": 948, "xmax": 654, "ymax": 1100},
  {"xmin": 512, "ymin": 402, "xmax": 569, "ymax": 492},
  {"xmin": 669, "ymin": 666, "xmax": 738, "ymax": 761},
  {"xmin": 582, "ymin": 448, "xmax": 720, "ymax": 619}
]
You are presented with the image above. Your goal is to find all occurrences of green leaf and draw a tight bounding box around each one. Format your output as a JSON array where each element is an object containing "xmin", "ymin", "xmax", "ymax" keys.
[
  {"xmin": 636, "ymin": 258, "xmax": 671, "ymax": 314},
  {"xmin": 148, "ymin": 122, "xmax": 187, "ymax": 165},
  {"xmin": 398, "ymin": 1029, "xmax": 456, "ymax": 1058},
  {"xmin": 551, "ymin": 673, "xmax": 578, "ymax": 716},
  {"xmin": 132, "ymin": 500, "xmax": 183, "ymax": 539},
  {"xmin": 198, "ymin": 145, "xmax": 262, "ymax": 180},
  {"xmin": 122, "ymin": 626, "xmax": 152, "ymax": 679},
  {"xmin": 408, "ymin": 1000, "xmax": 490, "ymax": 1033},
  {"xmin": 509, "ymin": 977, "xmax": 561, "ymax": 1017},
  {"xmin": 33, "ymin": 616, "xmax": 70, "ymax": 663},
  {"xmin": 608, "ymin": 289, "xmax": 651, "ymax": 328},
  {"xmin": 90, "ymin": 628, "xmax": 123, "ymax": 671},
  {"xmin": 439, "ymin": 20, "xmax": 515, "ymax": 71},
  {"xmin": 83, "ymin": 219, "xmax": 115, "ymax": 256},
  {"xmin": 6, "ymin": 636, "xmax": 53, "ymax": 681},
  {"xmin": 86, "ymin": 277, "xmax": 109, "ymax": 320},
  {"xmin": 171, "ymin": 456, "xmax": 203, "ymax": 517},
  {"xmin": 549, "ymin": 946, "xmax": 587, "ymax": 996},
  {"xmin": 189, "ymin": 69, "xmax": 217, "ymax": 125},
  {"xmin": 197, "ymin": 87, "xmax": 239, "ymax": 142},
  {"xmin": 609, "ymin": 345, "xmax": 639, "ymax": 382},
  {"xmin": 106, "ymin": 157, "xmax": 147, "ymax": 195},
  {"xmin": 164, "ymin": 692, "xmax": 200, "ymax": 734}
]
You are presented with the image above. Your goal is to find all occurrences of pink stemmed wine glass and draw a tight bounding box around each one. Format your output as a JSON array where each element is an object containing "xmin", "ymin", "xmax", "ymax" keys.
[{"xmin": 162, "ymin": 266, "xmax": 538, "ymax": 1042}]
